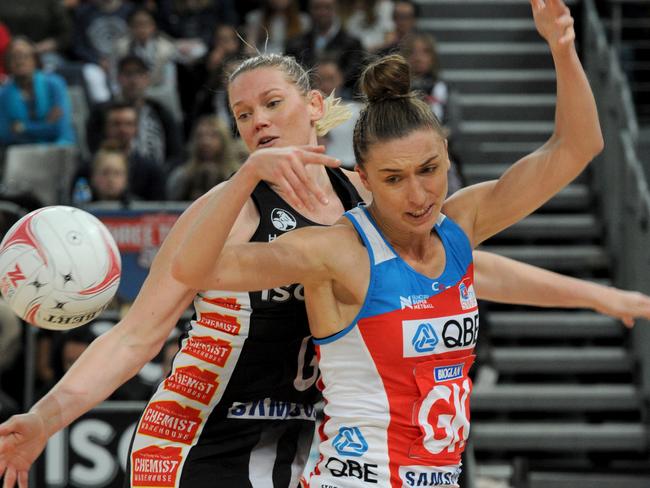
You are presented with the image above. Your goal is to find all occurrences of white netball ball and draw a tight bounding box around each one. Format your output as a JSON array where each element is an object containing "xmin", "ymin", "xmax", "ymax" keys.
[{"xmin": 0, "ymin": 206, "xmax": 121, "ymax": 330}]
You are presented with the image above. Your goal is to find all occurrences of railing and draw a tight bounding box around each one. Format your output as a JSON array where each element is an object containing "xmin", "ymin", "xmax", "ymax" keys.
[
  {"xmin": 598, "ymin": 0, "xmax": 650, "ymax": 125},
  {"xmin": 584, "ymin": 0, "xmax": 650, "ymax": 416}
]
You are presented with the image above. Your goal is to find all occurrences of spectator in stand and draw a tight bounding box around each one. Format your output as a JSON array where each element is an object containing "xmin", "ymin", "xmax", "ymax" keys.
[
  {"xmin": 87, "ymin": 54, "xmax": 183, "ymax": 170},
  {"xmin": 112, "ymin": 7, "xmax": 181, "ymax": 120},
  {"xmin": 400, "ymin": 32, "xmax": 448, "ymax": 123},
  {"xmin": 167, "ymin": 116, "xmax": 242, "ymax": 200},
  {"xmin": 0, "ymin": 37, "xmax": 75, "ymax": 146},
  {"xmin": 71, "ymin": 0, "xmax": 136, "ymax": 102},
  {"xmin": 79, "ymin": 102, "xmax": 165, "ymax": 200},
  {"xmin": 89, "ymin": 143, "xmax": 135, "ymax": 204},
  {"xmin": 157, "ymin": 0, "xmax": 238, "ymax": 132},
  {"xmin": 157, "ymin": 0, "xmax": 238, "ymax": 55},
  {"xmin": 376, "ymin": 0, "xmax": 418, "ymax": 55},
  {"xmin": 0, "ymin": 0, "xmax": 72, "ymax": 71},
  {"xmin": 188, "ymin": 24, "xmax": 243, "ymax": 134},
  {"xmin": 0, "ymin": 22, "xmax": 11, "ymax": 83},
  {"xmin": 244, "ymin": 0, "xmax": 310, "ymax": 55},
  {"xmin": 340, "ymin": 0, "xmax": 394, "ymax": 52},
  {"xmin": 285, "ymin": 0, "xmax": 366, "ymax": 92}
]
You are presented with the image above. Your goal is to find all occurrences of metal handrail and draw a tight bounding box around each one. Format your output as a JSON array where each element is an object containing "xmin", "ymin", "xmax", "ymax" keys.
[{"xmin": 584, "ymin": 0, "xmax": 650, "ymax": 413}]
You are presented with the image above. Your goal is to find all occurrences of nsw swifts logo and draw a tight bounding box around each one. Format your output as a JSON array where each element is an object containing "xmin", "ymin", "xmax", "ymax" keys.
[
  {"xmin": 271, "ymin": 208, "xmax": 297, "ymax": 231},
  {"xmin": 459, "ymin": 279, "xmax": 477, "ymax": 310}
]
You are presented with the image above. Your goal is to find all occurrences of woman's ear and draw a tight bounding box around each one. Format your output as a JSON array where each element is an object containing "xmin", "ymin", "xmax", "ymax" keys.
[
  {"xmin": 308, "ymin": 89, "xmax": 325, "ymax": 123},
  {"xmin": 355, "ymin": 164, "xmax": 371, "ymax": 192}
]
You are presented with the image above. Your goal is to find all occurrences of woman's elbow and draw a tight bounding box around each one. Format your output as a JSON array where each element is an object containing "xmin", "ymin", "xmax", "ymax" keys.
[
  {"xmin": 587, "ymin": 128, "xmax": 605, "ymax": 159},
  {"xmin": 170, "ymin": 254, "xmax": 194, "ymax": 287}
]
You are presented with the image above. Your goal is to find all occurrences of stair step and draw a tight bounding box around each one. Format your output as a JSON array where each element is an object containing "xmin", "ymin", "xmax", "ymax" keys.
[
  {"xmin": 472, "ymin": 384, "xmax": 640, "ymax": 412},
  {"xmin": 439, "ymin": 42, "xmax": 553, "ymax": 70},
  {"xmin": 459, "ymin": 121, "xmax": 554, "ymax": 143},
  {"xmin": 542, "ymin": 185, "xmax": 592, "ymax": 211},
  {"xmin": 461, "ymin": 164, "xmax": 591, "ymax": 209},
  {"xmin": 420, "ymin": 18, "xmax": 540, "ymax": 43},
  {"xmin": 476, "ymin": 463, "xmax": 513, "ymax": 481},
  {"xmin": 472, "ymin": 422, "xmax": 647, "ymax": 451},
  {"xmin": 479, "ymin": 245, "xmax": 609, "ymax": 271},
  {"xmin": 461, "ymin": 140, "xmax": 546, "ymax": 166},
  {"xmin": 456, "ymin": 94, "xmax": 555, "ymax": 121},
  {"xmin": 494, "ymin": 214, "xmax": 601, "ymax": 240},
  {"xmin": 492, "ymin": 347, "xmax": 632, "ymax": 374},
  {"xmin": 489, "ymin": 312, "xmax": 623, "ymax": 339},
  {"xmin": 445, "ymin": 69, "xmax": 557, "ymax": 94},
  {"xmin": 528, "ymin": 472, "xmax": 650, "ymax": 488}
]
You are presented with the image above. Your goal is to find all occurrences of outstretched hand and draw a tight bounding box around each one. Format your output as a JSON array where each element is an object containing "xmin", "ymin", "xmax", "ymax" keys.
[
  {"xmin": 594, "ymin": 288, "xmax": 650, "ymax": 328},
  {"xmin": 245, "ymin": 145, "xmax": 341, "ymax": 211},
  {"xmin": 0, "ymin": 413, "xmax": 49, "ymax": 488},
  {"xmin": 531, "ymin": 0, "xmax": 575, "ymax": 50}
]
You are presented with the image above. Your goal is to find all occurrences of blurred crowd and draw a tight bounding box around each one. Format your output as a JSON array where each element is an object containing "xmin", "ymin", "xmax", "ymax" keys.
[
  {"xmin": 0, "ymin": 0, "xmax": 467, "ymax": 414},
  {"xmin": 0, "ymin": 0, "xmax": 460, "ymax": 208}
]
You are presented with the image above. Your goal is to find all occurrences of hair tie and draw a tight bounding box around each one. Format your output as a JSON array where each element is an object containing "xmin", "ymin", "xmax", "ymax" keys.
[
  {"xmin": 370, "ymin": 92, "xmax": 413, "ymax": 103},
  {"xmin": 315, "ymin": 90, "xmax": 353, "ymax": 137}
]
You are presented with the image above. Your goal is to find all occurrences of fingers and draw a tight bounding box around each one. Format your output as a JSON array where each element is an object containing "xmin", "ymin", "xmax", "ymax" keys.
[
  {"xmin": 530, "ymin": 0, "xmax": 545, "ymax": 13},
  {"xmin": 256, "ymin": 146, "xmax": 340, "ymax": 209},
  {"xmin": 2, "ymin": 466, "xmax": 16, "ymax": 488},
  {"xmin": 284, "ymin": 168, "xmax": 315, "ymax": 210},
  {"xmin": 293, "ymin": 145, "xmax": 341, "ymax": 167},
  {"xmin": 290, "ymin": 160, "xmax": 329, "ymax": 207},
  {"xmin": 298, "ymin": 145, "xmax": 327, "ymax": 153},
  {"xmin": 556, "ymin": 14, "xmax": 575, "ymax": 45},
  {"xmin": 17, "ymin": 471, "xmax": 27, "ymax": 488},
  {"xmin": 276, "ymin": 176, "xmax": 304, "ymax": 210}
]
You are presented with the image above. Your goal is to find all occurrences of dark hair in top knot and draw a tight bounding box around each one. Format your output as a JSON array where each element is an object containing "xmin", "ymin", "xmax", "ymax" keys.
[
  {"xmin": 360, "ymin": 54, "xmax": 411, "ymax": 103},
  {"xmin": 353, "ymin": 54, "xmax": 446, "ymax": 165}
]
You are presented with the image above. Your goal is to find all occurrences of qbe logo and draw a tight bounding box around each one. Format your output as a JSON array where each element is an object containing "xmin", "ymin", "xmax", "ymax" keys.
[
  {"xmin": 332, "ymin": 426, "xmax": 368, "ymax": 457},
  {"xmin": 271, "ymin": 208, "xmax": 297, "ymax": 231},
  {"xmin": 403, "ymin": 312, "xmax": 478, "ymax": 357},
  {"xmin": 412, "ymin": 323, "xmax": 439, "ymax": 353}
]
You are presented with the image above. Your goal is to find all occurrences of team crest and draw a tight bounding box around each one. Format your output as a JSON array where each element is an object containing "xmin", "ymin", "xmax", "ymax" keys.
[
  {"xmin": 271, "ymin": 208, "xmax": 297, "ymax": 231},
  {"xmin": 459, "ymin": 280, "xmax": 477, "ymax": 310}
]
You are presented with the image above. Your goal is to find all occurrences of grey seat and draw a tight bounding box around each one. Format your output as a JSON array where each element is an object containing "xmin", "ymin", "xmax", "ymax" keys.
[{"xmin": 2, "ymin": 144, "xmax": 79, "ymax": 206}]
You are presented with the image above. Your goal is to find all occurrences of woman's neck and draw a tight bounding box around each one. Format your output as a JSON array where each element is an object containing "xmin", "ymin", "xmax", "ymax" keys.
[{"xmin": 367, "ymin": 204, "xmax": 433, "ymax": 259}]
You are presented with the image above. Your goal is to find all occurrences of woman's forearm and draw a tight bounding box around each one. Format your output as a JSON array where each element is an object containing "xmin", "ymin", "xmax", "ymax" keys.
[{"xmin": 29, "ymin": 323, "xmax": 163, "ymax": 437}]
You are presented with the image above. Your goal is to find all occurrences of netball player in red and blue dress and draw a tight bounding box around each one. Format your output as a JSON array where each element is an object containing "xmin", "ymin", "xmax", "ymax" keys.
[{"xmin": 170, "ymin": 1, "xmax": 605, "ymax": 486}]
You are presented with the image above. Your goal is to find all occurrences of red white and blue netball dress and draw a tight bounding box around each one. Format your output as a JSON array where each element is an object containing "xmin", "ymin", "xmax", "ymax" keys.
[{"xmin": 311, "ymin": 206, "xmax": 478, "ymax": 488}]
